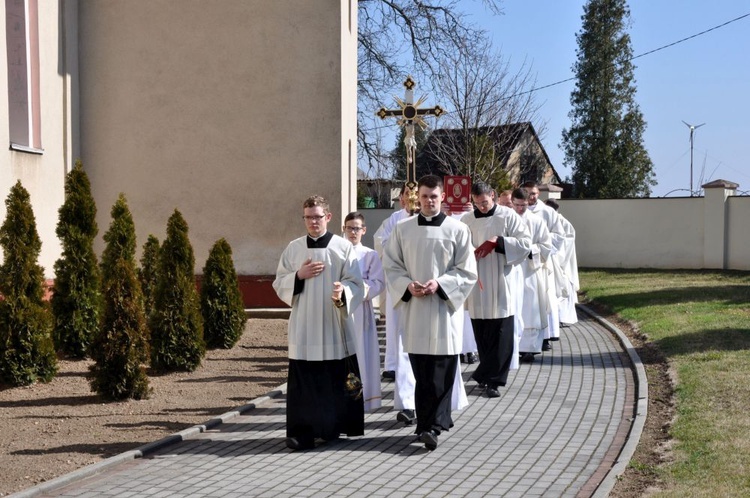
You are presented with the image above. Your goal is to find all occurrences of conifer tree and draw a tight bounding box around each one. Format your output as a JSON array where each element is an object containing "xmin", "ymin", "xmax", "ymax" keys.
[
  {"xmin": 90, "ymin": 194, "xmax": 150, "ymax": 400},
  {"xmin": 51, "ymin": 160, "xmax": 102, "ymax": 358},
  {"xmin": 150, "ymin": 210, "xmax": 204, "ymax": 371},
  {"xmin": 138, "ymin": 235, "xmax": 160, "ymax": 320},
  {"xmin": 561, "ymin": 0, "xmax": 655, "ymax": 198},
  {"xmin": 0, "ymin": 181, "xmax": 57, "ymax": 386},
  {"xmin": 201, "ymin": 238, "xmax": 246, "ymax": 349}
]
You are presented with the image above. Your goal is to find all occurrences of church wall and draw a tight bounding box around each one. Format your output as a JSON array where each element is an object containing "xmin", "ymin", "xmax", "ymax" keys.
[
  {"xmin": 77, "ymin": 0, "xmax": 357, "ymax": 305},
  {"xmin": 0, "ymin": 2, "xmax": 67, "ymax": 278}
]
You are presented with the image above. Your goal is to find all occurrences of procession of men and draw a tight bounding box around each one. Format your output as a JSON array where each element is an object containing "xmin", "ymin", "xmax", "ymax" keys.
[{"xmin": 274, "ymin": 176, "xmax": 578, "ymax": 452}]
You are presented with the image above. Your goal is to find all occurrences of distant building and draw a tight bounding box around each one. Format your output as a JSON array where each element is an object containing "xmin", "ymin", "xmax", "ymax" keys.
[{"xmin": 416, "ymin": 122, "xmax": 562, "ymax": 187}]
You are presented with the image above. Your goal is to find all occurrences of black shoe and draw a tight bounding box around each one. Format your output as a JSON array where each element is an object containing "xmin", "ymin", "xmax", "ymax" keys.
[
  {"xmin": 382, "ymin": 370, "xmax": 395, "ymax": 381},
  {"xmin": 419, "ymin": 430, "xmax": 438, "ymax": 451},
  {"xmin": 396, "ymin": 409, "xmax": 416, "ymax": 425},
  {"xmin": 542, "ymin": 339, "xmax": 551, "ymax": 351},
  {"xmin": 286, "ymin": 437, "xmax": 312, "ymax": 451},
  {"xmin": 466, "ymin": 352, "xmax": 478, "ymax": 364},
  {"xmin": 520, "ymin": 353, "xmax": 536, "ymax": 363},
  {"xmin": 486, "ymin": 387, "xmax": 500, "ymax": 398}
]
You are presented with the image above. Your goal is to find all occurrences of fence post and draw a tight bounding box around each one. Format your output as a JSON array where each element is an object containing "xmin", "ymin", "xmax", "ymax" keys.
[
  {"xmin": 702, "ymin": 179, "xmax": 738, "ymax": 269},
  {"xmin": 538, "ymin": 184, "xmax": 563, "ymax": 202}
]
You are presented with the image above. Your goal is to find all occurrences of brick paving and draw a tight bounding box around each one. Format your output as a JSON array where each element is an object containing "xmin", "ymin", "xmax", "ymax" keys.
[{"xmin": 18, "ymin": 308, "xmax": 640, "ymax": 498}]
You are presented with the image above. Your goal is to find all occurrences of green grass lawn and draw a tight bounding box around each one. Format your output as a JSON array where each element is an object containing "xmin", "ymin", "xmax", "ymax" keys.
[{"xmin": 580, "ymin": 269, "xmax": 750, "ymax": 497}]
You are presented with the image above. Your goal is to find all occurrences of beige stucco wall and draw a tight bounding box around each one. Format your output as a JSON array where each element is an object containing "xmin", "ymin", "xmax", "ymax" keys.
[
  {"xmin": 0, "ymin": 2, "xmax": 68, "ymax": 277},
  {"xmin": 77, "ymin": 0, "xmax": 357, "ymax": 275},
  {"xmin": 726, "ymin": 196, "xmax": 750, "ymax": 270},
  {"xmin": 559, "ymin": 198, "xmax": 705, "ymax": 269}
]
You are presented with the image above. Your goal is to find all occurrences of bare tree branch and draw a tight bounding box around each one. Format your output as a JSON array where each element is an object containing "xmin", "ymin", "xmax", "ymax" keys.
[
  {"xmin": 422, "ymin": 39, "xmax": 547, "ymax": 187},
  {"xmin": 357, "ymin": 0, "xmax": 503, "ymax": 179}
]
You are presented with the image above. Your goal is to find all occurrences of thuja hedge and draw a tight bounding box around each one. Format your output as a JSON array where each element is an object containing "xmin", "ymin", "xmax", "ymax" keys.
[
  {"xmin": 51, "ymin": 160, "xmax": 102, "ymax": 358},
  {"xmin": 138, "ymin": 234, "xmax": 160, "ymax": 320},
  {"xmin": 201, "ymin": 238, "xmax": 246, "ymax": 349},
  {"xmin": 89, "ymin": 194, "xmax": 150, "ymax": 400},
  {"xmin": 149, "ymin": 210, "xmax": 205, "ymax": 372},
  {"xmin": 0, "ymin": 181, "xmax": 57, "ymax": 386}
]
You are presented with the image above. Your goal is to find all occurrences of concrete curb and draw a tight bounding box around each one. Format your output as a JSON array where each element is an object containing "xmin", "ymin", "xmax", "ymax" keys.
[
  {"xmin": 245, "ymin": 308, "xmax": 290, "ymax": 319},
  {"xmin": 10, "ymin": 386, "xmax": 288, "ymax": 498},
  {"xmin": 577, "ymin": 304, "xmax": 649, "ymax": 498}
]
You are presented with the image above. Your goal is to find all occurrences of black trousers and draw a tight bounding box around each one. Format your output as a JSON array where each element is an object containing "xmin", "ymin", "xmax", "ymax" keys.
[
  {"xmin": 408, "ymin": 353, "xmax": 458, "ymax": 434},
  {"xmin": 470, "ymin": 316, "xmax": 515, "ymax": 388}
]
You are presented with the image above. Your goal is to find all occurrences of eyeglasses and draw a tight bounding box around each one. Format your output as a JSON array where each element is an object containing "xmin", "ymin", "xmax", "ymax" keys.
[
  {"xmin": 344, "ymin": 226, "xmax": 364, "ymax": 233},
  {"xmin": 302, "ymin": 215, "xmax": 325, "ymax": 221}
]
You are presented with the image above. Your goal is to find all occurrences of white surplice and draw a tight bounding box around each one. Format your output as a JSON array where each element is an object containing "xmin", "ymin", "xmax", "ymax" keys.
[
  {"xmin": 383, "ymin": 214, "xmax": 478, "ymax": 355},
  {"xmin": 557, "ymin": 214, "xmax": 579, "ymax": 324},
  {"xmin": 517, "ymin": 210, "xmax": 553, "ymax": 354},
  {"xmin": 508, "ymin": 264, "xmax": 525, "ymax": 370},
  {"xmin": 462, "ymin": 205, "xmax": 531, "ymax": 320},
  {"xmin": 529, "ymin": 201, "xmax": 566, "ymax": 340},
  {"xmin": 373, "ymin": 209, "xmax": 412, "ymax": 372},
  {"xmin": 272, "ymin": 234, "xmax": 364, "ymax": 360},
  {"xmin": 383, "ymin": 213, "xmax": 477, "ymax": 413},
  {"xmin": 374, "ymin": 208, "xmax": 417, "ymax": 410},
  {"xmin": 352, "ymin": 243, "xmax": 386, "ymax": 412}
]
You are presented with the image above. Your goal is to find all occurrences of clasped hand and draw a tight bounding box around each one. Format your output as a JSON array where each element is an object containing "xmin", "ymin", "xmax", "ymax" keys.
[{"xmin": 409, "ymin": 279, "xmax": 438, "ymax": 297}]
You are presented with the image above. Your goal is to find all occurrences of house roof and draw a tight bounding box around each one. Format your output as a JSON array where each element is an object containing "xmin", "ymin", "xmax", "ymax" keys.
[{"xmin": 418, "ymin": 122, "xmax": 562, "ymax": 184}]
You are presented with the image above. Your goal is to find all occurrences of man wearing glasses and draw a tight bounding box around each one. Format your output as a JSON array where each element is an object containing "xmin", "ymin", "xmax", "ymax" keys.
[
  {"xmin": 343, "ymin": 212, "xmax": 385, "ymax": 413},
  {"xmin": 273, "ymin": 195, "xmax": 365, "ymax": 451}
]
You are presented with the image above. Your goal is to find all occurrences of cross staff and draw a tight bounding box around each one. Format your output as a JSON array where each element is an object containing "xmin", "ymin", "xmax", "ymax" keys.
[{"xmin": 377, "ymin": 76, "xmax": 444, "ymax": 212}]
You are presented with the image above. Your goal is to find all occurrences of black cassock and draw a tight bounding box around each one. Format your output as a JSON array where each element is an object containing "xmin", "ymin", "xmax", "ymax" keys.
[{"xmin": 286, "ymin": 356, "xmax": 364, "ymax": 445}]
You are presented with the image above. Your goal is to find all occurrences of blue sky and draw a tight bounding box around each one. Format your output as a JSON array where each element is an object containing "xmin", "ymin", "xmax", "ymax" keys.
[{"xmin": 457, "ymin": 1, "xmax": 750, "ymax": 197}]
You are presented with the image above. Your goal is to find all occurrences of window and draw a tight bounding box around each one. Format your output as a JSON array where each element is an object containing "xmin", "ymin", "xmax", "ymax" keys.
[{"xmin": 5, "ymin": 0, "xmax": 41, "ymax": 153}]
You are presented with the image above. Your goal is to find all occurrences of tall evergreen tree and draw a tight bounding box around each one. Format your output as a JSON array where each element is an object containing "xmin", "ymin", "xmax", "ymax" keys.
[
  {"xmin": 200, "ymin": 238, "xmax": 246, "ymax": 349},
  {"xmin": 90, "ymin": 194, "xmax": 150, "ymax": 400},
  {"xmin": 138, "ymin": 235, "xmax": 161, "ymax": 320},
  {"xmin": 0, "ymin": 181, "xmax": 57, "ymax": 386},
  {"xmin": 150, "ymin": 210, "xmax": 205, "ymax": 372},
  {"xmin": 561, "ymin": 0, "xmax": 655, "ymax": 198},
  {"xmin": 52, "ymin": 160, "xmax": 102, "ymax": 358}
]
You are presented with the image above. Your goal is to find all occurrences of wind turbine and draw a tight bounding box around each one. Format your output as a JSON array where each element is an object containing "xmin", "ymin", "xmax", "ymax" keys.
[{"xmin": 682, "ymin": 120, "xmax": 705, "ymax": 196}]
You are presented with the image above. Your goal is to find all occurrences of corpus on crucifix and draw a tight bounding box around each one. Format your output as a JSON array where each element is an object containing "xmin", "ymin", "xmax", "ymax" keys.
[{"xmin": 377, "ymin": 76, "xmax": 444, "ymax": 213}]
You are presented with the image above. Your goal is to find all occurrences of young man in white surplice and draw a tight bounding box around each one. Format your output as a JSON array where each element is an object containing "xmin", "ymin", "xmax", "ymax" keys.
[
  {"xmin": 273, "ymin": 196, "xmax": 365, "ymax": 451},
  {"xmin": 383, "ymin": 175, "xmax": 477, "ymax": 451},
  {"xmin": 343, "ymin": 211, "xmax": 385, "ymax": 413}
]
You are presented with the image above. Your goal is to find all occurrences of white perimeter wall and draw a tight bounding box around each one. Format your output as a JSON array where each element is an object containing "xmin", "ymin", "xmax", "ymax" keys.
[
  {"xmin": 557, "ymin": 187, "xmax": 748, "ymax": 270},
  {"xmin": 726, "ymin": 196, "xmax": 750, "ymax": 270},
  {"xmin": 362, "ymin": 185, "xmax": 749, "ymax": 271}
]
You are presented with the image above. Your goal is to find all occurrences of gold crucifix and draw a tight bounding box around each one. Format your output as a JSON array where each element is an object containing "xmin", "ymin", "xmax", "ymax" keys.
[{"xmin": 376, "ymin": 76, "xmax": 444, "ymax": 212}]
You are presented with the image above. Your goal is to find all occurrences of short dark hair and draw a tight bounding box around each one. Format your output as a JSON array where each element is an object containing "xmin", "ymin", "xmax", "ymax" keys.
[
  {"xmin": 545, "ymin": 199, "xmax": 560, "ymax": 211},
  {"xmin": 521, "ymin": 181, "xmax": 538, "ymax": 189},
  {"xmin": 511, "ymin": 188, "xmax": 529, "ymax": 201},
  {"xmin": 344, "ymin": 211, "xmax": 365, "ymax": 224},
  {"xmin": 418, "ymin": 174, "xmax": 443, "ymax": 190},
  {"xmin": 303, "ymin": 195, "xmax": 329, "ymax": 213},
  {"xmin": 471, "ymin": 181, "xmax": 494, "ymax": 197}
]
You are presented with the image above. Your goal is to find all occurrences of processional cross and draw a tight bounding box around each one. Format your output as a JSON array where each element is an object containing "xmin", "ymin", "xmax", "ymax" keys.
[{"xmin": 376, "ymin": 76, "xmax": 444, "ymax": 212}]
